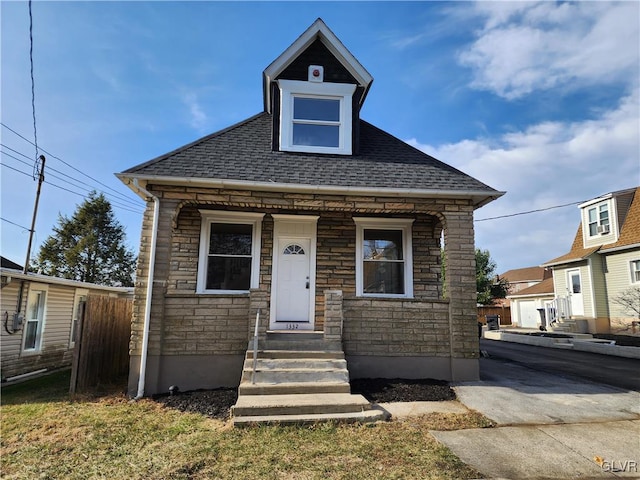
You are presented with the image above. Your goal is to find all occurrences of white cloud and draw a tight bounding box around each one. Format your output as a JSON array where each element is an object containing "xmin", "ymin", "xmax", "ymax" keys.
[
  {"xmin": 459, "ymin": 2, "xmax": 639, "ymax": 99},
  {"xmin": 181, "ymin": 92, "xmax": 208, "ymax": 132},
  {"xmin": 407, "ymin": 89, "xmax": 640, "ymax": 270}
]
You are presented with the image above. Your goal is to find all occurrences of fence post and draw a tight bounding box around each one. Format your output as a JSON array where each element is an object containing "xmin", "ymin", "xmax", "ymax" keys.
[{"xmin": 69, "ymin": 301, "xmax": 86, "ymax": 394}]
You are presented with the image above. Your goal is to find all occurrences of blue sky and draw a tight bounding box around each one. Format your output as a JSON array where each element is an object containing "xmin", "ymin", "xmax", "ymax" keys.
[{"xmin": 1, "ymin": 1, "xmax": 639, "ymax": 274}]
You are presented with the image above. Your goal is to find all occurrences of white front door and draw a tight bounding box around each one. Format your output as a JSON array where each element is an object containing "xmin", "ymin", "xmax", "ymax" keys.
[
  {"xmin": 567, "ymin": 270, "xmax": 584, "ymax": 316},
  {"xmin": 270, "ymin": 215, "xmax": 318, "ymax": 331}
]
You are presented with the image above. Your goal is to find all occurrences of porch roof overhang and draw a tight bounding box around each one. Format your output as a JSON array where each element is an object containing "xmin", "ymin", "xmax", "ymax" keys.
[{"xmin": 117, "ymin": 173, "xmax": 505, "ymax": 209}]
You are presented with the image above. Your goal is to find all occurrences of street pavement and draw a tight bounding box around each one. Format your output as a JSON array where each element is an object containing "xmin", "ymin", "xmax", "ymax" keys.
[{"xmin": 429, "ymin": 355, "xmax": 640, "ymax": 479}]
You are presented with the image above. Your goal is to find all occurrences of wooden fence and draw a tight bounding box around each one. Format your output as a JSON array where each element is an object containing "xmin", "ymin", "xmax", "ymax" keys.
[
  {"xmin": 477, "ymin": 305, "xmax": 511, "ymax": 325},
  {"xmin": 70, "ymin": 295, "xmax": 132, "ymax": 393}
]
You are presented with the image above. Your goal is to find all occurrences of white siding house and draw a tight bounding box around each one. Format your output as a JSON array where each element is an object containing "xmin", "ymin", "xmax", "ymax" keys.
[{"xmin": 1, "ymin": 266, "xmax": 132, "ymax": 382}]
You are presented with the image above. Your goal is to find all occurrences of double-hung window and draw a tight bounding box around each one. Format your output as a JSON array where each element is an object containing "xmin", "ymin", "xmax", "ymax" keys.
[
  {"xmin": 354, "ymin": 218, "xmax": 414, "ymax": 297},
  {"xmin": 279, "ymin": 80, "xmax": 355, "ymax": 155},
  {"xmin": 631, "ymin": 260, "xmax": 640, "ymax": 284},
  {"xmin": 197, "ymin": 211, "xmax": 264, "ymax": 294},
  {"xmin": 23, "ymin": 285, "xmax": 47, "ymax": 353},
  {"xmin": 588, "ymin": 203, "xmax": 610, "ymax": 236}
]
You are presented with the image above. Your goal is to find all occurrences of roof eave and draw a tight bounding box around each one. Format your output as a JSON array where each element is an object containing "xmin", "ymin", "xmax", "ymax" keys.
[
  {"xmin": 0, "ymin": 268, "xmax": 133, "ymax": 292},
  {"xmin": 599, "ymin": 242, "xmax": 640, "ymax": 254},
  {"xmin": 117, "ymin": 173, "xmax": 504, "ymax": 208}
]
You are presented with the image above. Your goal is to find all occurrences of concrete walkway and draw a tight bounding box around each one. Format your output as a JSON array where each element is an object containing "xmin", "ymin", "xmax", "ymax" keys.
[
  {"xmin": 373, "ymin": 353, "xmax": 640, "ymax": 479},
  {"xmin": 429, "ymin": 358, "xmax": 640, "ymax": 479}
]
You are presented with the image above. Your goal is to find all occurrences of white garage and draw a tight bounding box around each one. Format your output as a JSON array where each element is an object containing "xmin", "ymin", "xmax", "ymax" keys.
[{"xmin": 508, "ymin": 277, "xmax": 555, "ymax": 329}]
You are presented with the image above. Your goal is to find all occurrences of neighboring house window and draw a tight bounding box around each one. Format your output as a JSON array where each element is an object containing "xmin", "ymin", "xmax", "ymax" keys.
[
  {"xmin": 354, "ymin": 218, "xmax": 414, "ymax": 298},
  {"xmin": 631, "ymin": 260, "xmax": 640, "ymax": 284},
  {"xmin": 23, "ymin": 286, "xmax": 47, "ymax": 353},
  {"xmin": 279, "ymin": 80, "xmax": 355, "ymax": 155},
  {"xmin": 197, "ymin": 211, "xmax": 264, "ymax": 294},
  {"xmin": 587, "ymin": 203, "xmax": 610, "ymax": 236},
  {"xmin": 70, "ymin": 289, "xmax": 88, "ymax": 347}
]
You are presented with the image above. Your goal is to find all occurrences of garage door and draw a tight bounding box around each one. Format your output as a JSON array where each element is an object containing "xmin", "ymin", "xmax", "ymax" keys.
[{"xmin": 518, "ymin": 300, "xmax": 539, "ymax": 328}]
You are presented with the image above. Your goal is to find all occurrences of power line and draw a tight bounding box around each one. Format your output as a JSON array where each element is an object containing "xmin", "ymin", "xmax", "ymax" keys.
[
  {"xmin": 28, "ymin": 0, "xmax": 39, "ymax": 169},
  {"xmin": 475, "ymin": 200, "xmax": 584, "ymax": 222},
  {"xmin": 0, "ymin": 158, "xmax": 144, "ymax": 214},
  {"xmin": 0, "ymin": 122, "xmax": 142, "ymax": 205},
  {"xmin": 1, "ymin": 145, "xmax": 143, "ymax": 211},
  {"xmin": 0, "ymin": 217, "xmax": 31, "ymax": 231}
]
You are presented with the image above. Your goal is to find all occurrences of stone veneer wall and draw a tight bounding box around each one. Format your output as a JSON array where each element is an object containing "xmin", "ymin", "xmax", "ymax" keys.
[{"xmin": 128, "ymin": 184, "xmax": 479, "ymax": 392}]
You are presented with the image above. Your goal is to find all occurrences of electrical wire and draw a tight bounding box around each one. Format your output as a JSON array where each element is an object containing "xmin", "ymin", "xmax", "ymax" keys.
[
  {"xmin": 0, "ymin": 217, "xmax": 31, "ymax": 231},
  {"xmin": 0, "ymin": 123, "xmax": 141, "ymax": 206},
  {"xmin": 475, "ymin": 200, "xmax": 584, "ymax": 222},
  {"xmin": 0, "ymin": 157, "xmax": 144, "ymax": 214},
  {"xmin": 28, "ymin": 0, "xmax": 39, "ymax": 172},
  {"xmin": 1, "ymin": 146, "xmax": 143, "ymax": 212}
]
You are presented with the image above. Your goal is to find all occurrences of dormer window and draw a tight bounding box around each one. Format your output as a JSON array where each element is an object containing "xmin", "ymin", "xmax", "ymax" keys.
[
  {"xmin": 588, "ymin": 203, "xmax": 610, "ymax": 236},
  {"xmin": 279, "ymin": 80, "xmax": 355, "ymax": 155}
]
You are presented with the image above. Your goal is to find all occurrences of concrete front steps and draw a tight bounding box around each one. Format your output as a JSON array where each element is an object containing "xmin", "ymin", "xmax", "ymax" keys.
[{"xmin": 232, "ymin": 332, "xmax": 388, "ymax": 426}]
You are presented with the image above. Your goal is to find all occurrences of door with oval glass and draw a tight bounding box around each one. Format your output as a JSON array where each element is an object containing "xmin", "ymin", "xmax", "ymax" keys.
[{"xmin": 273, "ymin": 237, "xmax": 312, "ymax": 330}]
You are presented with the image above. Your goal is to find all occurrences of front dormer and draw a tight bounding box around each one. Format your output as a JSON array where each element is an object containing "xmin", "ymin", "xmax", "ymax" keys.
[
  {"xmin": 580, "ymin": 188, "xmax": 636, "ymax": 248},
  {"xmin": 263, "ymin": 19, "xmax": 373, "ymax": 155}
]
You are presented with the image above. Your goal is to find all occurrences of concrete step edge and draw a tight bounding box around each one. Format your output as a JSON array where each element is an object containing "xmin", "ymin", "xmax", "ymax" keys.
[{"xmin": 232, "ymin": 408, "xmax": 389, "ymax": 427}]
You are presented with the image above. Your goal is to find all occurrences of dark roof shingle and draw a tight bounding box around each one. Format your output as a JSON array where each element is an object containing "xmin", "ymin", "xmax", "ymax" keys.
[{"xmin": 122, "ymin": 113, "xmax": 501, "ymax": 199}]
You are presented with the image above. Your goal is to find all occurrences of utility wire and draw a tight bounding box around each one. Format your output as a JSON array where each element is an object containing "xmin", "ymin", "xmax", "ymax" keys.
[
  {"xmin": 0, "ymin": 217, "xmax": 31, "ymax": 231},
  {"xmin": 0, "ymin": 158, "xmax": 144, "ymax": 214},
  {"xmin": 28, "ymin": 0, "xmax": 39, "ymax": 170},
  {"xmin": 475, "ymin": 200, "xmax": 584, "ymax": 222},
  {"xmin": 0, "ymin": 122, "xmax": 142, "ymax": 206},
  {"xmin": 1, "ymin": 144, "xmax": 143, "ymax": 211}
]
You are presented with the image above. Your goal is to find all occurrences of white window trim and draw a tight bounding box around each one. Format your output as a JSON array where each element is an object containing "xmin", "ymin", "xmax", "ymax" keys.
[
  {"xmin": 585, "ymin": 201, "xmax": 612, "ymax": 238},
  {"xmin": 22, "ymin": 283, "xmax": 48, "ymax": 355},
  {"xmin": 70, "ymin": 288, "xmax": 88, "ymax": 348},
  {"xmin": 197, "ymin": 211, "xmax": 265, "ymax": 294},
  {"xmin": 279, "ymin": 79, "xmax": 355, "ymax": 155},
  {"xmin": 630, "ymin": 260, "xmax": 640, "ymax": 284},
  {"xmin": 354, "ymin": 217, "xmax": 414, "ymax": 298}
]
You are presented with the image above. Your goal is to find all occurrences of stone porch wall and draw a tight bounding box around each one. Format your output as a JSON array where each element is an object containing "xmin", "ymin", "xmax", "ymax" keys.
[{"xmin": 342, "ymin": 297, "xmax": 451, "ymax": 356}]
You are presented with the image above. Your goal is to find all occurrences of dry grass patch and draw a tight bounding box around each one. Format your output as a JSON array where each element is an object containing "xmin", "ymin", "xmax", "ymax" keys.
[{"xmin": 1, "ymin": 371, "xmax": 489, "ymax": 480}]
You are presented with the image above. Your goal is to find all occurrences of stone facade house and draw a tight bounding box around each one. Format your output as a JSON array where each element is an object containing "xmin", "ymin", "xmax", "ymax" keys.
[{"xmin": 118, "ymin": 19, "xmax": 503, "ymax": 400}]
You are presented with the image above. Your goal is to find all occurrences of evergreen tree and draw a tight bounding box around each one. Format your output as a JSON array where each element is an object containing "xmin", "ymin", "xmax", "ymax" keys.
[
  {"xmin": 475, "ymin": 248, "xmax": 509, "ymax": 305},
  {"xmin": 32, "ymin": 192, "xmax": 136, "ymax": 286},
  {"xmin": 441, "ymin": 248, "xmax": 509, "ymax": 305}
]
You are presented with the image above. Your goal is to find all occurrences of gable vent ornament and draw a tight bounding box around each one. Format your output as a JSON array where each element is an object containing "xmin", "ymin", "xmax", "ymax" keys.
[{"xmin": 308, "ymin": 65, "xmax": 324, "ymax": 82}]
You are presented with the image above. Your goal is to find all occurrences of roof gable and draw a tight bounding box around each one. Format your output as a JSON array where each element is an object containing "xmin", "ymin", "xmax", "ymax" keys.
[{"xmin": 263, "ymin": 18, "xmax": 373, "ymax": 112}]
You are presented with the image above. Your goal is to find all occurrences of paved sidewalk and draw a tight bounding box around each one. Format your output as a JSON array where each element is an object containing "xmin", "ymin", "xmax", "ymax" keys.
[{"xmin": 430, "ymin": 358, "xmax": 640, "ymax": 479}]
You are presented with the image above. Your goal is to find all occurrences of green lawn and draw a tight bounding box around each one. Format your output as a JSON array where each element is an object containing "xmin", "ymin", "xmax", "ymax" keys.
[{"xmin": 1, "ymin": 370, "xmax": 492, "ymax": 479}]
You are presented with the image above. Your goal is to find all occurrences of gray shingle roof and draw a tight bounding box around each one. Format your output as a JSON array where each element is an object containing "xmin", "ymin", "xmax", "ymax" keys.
[{"xmin": 122, "ymin": 112, "xmax": 500, "ymax": 198}]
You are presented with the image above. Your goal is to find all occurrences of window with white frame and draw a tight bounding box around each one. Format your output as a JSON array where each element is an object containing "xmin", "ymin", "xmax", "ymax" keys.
[
  {"xmin": 23, "ymin": 286, "xmax": 47, "ymax": 353},
  {"xmin": 354, "ymin": 218, "xmax": 414, "ymax": 297},
  {"xmin": 587, "ymin": 203, "xmax": 610, "ymax": 236},
  {"xmin": 631, "ymin": 260, "xmax": 640, "ymax": 284},
  {"xmin": 279, "ymin": 80, "xmax": 355, "ymax": 155},
  {"xmin": 197, "ymin": 211, "xmax": 264, "ymax": 293}
]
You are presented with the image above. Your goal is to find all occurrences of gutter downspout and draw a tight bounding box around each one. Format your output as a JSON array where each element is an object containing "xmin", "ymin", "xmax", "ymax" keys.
[{"xmin": 132, "ymin": 179, "xmax": 159, "ymax": 400}]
